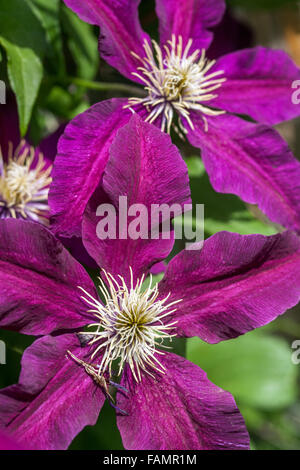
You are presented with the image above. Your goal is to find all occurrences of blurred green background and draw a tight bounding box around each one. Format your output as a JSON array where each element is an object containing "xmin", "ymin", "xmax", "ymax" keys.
[{"xmin": 0, "ymin": 0, "xmax": 300, "ymax": 450}]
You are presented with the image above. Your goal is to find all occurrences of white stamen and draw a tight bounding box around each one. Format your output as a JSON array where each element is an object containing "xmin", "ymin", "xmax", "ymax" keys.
[
  {"xmin": 125, "ymin": 35, "xmax": 226, "ymax": 135},
  {"xmin": 75, "ymin": 268, "xmax": 181, "ymax": 383},
  {"xmin": 0, "ymin": 140, "xmax": 52, "ymax": 224}
]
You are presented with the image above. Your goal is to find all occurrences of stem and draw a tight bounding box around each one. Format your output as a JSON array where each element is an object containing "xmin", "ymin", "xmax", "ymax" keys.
[{"xmin": 68, "ymin": 77, "xmax": 146, "ymax": 97}]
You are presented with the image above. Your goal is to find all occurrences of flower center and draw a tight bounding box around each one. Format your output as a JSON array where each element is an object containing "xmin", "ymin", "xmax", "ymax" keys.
[
  {"xmin": 125, "ymin": 35, "xmax": 226, "ymax": 136},
  {"xmin": 76, "ymin": 269, "xmax": 180, "ymax": 383},
  {"xmin": 0, "ymin": 141, "xmax": 52, "ymax": 224}
]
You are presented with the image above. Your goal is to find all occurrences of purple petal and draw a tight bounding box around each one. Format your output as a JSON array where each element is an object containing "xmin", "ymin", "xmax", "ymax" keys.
[
  {"xmin": 150, "ymin": 261, "xmax": 166, "ymax": 275},
  {"xmin": 155, "ymin": 0, "xmax": 225, "ymax": 52},
  {"xmin": 187, "ymin": 113, "xmax": 300, "ymax": 233},
  {"xmin": 0, "ymin": 385, "xmax": 31, "ymax": 429},
  {"xmin": 63, "ymin": 0, "xmax": 150, "ymax": 81},
  {"xmin": 49, "ymin": 99, "xmax": 131, "ymax": 237},
  {"xmin": 158, "ymin": 231, "xmax": 300, "ymax": 343},
  {"xmin": 0, "ymin": 334, "xmax": 79, "ymax": 427},
  {"xmin": 82, "ymin": 114, "xmax": 191, "ymax": 284},
  {"xmin": 0, "ymin": 219, "xmax": 96, "ymax": 335},
  {"xmin": 210, "ymin": 47, "xmax": 300, "ymax": 125},
  {"xmin": 0, "ymin": 431, "xmax": 24, "ymax": 450},
  {"xmin": 60, "ymin": 235, "xmax": 98, "ymax": 269},
  {"xmin": 117, "ymin": 352, "xmax": 249, "ymax": 450},
  {"xmin": 0, "ymin": 334, "xmax": 105, "ymax": 450}
]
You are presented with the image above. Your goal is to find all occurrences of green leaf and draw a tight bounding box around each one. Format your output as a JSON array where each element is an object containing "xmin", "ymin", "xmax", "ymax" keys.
[
  {"xmin": 0, "ymin": 330, "xmax": 35, "ymax": 388},
  {"xmin": 62, "ymin": 4, "xmax": 99, "ymax": 80},
  {"xmin": 190, "ymin": 170, "xmax": 278, "ymax": 237},
  {"xmin": 70, "ymin": 401, "xmax": 124, "ymax": 450},
  {"xmin": 45, "ymin": 85, "xmax": 74, "ymax": 117},
  {"xmin": 142, "ymin": 273, "xmax": 164, "ymax": 291},
  {"xmin": 204, "ymin": 210, "xmax": 277, "ymax": 236},
  {"xmin": 187, "ymin": 331, "xmax": 297, "ymax": 410},
  {"xmin": 185, "ymin": 156, "xmax": 206, "ymax": 178},
  {"xmin": 0, "ymin": 0, "xmax": 46, "ymax": 57},
  {"xmin": 0, "ymin": 0, "xmax": 47, "ymax": 135},
  {"xmin": 44, "ymin": 85, "xmax": 90, "ymax": 120},
  {"xmin": 27, "ymin": 0, "xmax": 65, "ymax": 75},
  {"xmin": 0, "ymin": 38, "xmax": 43, "ymax": 136}
]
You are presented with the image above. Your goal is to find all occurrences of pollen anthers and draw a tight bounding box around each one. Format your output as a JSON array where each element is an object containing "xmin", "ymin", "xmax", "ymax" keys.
[
  {"xmin": 75, "ymin": 268, "xmax": 180, "ymax": 383},
  {"xmin": 0, "ymin": 141, "xmax": 52, "ymax": 224},
  {"xmin": 125, "ymin": 35, "xmax": 226, "ymax": 136}
]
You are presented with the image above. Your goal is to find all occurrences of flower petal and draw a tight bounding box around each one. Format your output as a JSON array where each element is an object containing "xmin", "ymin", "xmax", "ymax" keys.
[
  {"xmin": 158, "ymin": 231, "xmax": 300, "ymax": 343},
  {"xmin": 49, "ymin": 99, "xmax": 130, "ymax": 237},
  {"xmin": 117, "ymin": 352, "xmax": 249, "ymax": 450},
  {"xmin": 0, "ymin": 334, "xmax": 80, "ymax": 428},
  {"xmin": 0, "ymin": 431, "xmax": 24, "ymax": 450},
  {"xmin": 0, "ymin": 334, "xmax": 105, "ymax": 450},
  {"xmin": 155, "ymin": 0, "xmax": 225, "ymax": 51},
  {"xmin": 82, "ymin": 114, "xmax": 191, "ymax": 284},
  {"xmin": 0, "ymin": 219, "xmax": 96, "ymax": 335},
  {"xmin": 210, "ymin": 47, "xmax": 300, "ymax": 125},
  {"xmin": 63, "ymin": 0, "xmax": 150, "ymax": 81},
  {"xmin": 187, "ymin": 113, "xmax": 300, "ymax": 233}
]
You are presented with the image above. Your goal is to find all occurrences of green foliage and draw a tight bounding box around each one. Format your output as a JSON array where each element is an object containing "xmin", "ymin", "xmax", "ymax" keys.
[
  {"xmin": 0, "ymin": 330, "xmax": 35, "ymax": 388},
  {"xmin": 0, "ymin": 38, "xmax": 43, "ymax": 137},
  {"xmin": 61, "ymin": 4, "xmax": 99, "ymax": 80},
  {"xmin": 187, "ymin": 330, "xmax": 297, "ymax": 410},
  {"xmin": 0, "ymin": 0, "xmax": 47, "ymax": 135},
  {"xmin": 185, "ymin": 156, "xmax": 206, "ymax": 178},
  {"xmin": 27, "ymin": 0, "xmax": 65, "ymax": 75},
  {"xmin": 189, "ymin": 161, "xmax": 278, "ymax": 237}
]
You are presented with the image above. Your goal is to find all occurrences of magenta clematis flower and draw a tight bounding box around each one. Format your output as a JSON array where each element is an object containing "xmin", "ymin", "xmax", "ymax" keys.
[
  {"xmin": 0, "ymin": 94, "xmax": 100, "ymax": 267},
  {"xmin": 1, "ymin": 116, "xmax": 300, "ymax": 450},
  {"xmin": 50, "ymin": 0, "xmax": 300, "ymax": 238},
  {"xmin": 0, "ymin": 94, "xmax": 61, "ymax": 226}
]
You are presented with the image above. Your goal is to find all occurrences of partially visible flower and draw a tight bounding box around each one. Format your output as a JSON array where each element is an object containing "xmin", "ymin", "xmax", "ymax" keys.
[
  {"xmin": 51, "ymin": 0, "xmax": 300, "ymax": 237},
  {"xmin": 1, "ymin": 116, "xmax": 300, "ymax": 450},
  {"xmin": 0, "ymin": 94, "xmax": 59, "ymax": 226},
  {"xmin": 0, "ymin": 141, "xmax": 51, "ymax": 224},
  {"xmin": 0, "ymin": 94, "xmax": 95, "ymax": 264}
]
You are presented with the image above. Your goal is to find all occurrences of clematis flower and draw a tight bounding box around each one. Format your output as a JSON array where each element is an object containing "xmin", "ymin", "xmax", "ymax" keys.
[
  {"xmin": 0, "ymin": 95, "xmax": 93, "ymax": 265},
  {"xmin": 50, "ymin": 0, "xmax": 300, "ymax": 237},
  {"xmin": 0, "ymin": 94, "xmax": 59, "ymax": 225},
  {"xmin": 1, "ymin": 116, "xmax": 300, "ymax": 450},
  {"xmin": 0, "ymin": 141, "xmax": 52, "ymax": 224}
]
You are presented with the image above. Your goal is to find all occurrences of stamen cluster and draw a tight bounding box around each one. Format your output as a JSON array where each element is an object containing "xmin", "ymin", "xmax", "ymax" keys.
[
  {"xmin": 126, "ymin": 35, "xmax": 226, "ymax": 135},
  {"xmin": 0, "ymin": 141, "xmax": 52, "ymax": 224},
  {"xmin": 78, "ymin": 269, "xmax": 180, "ymax": 382}
]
